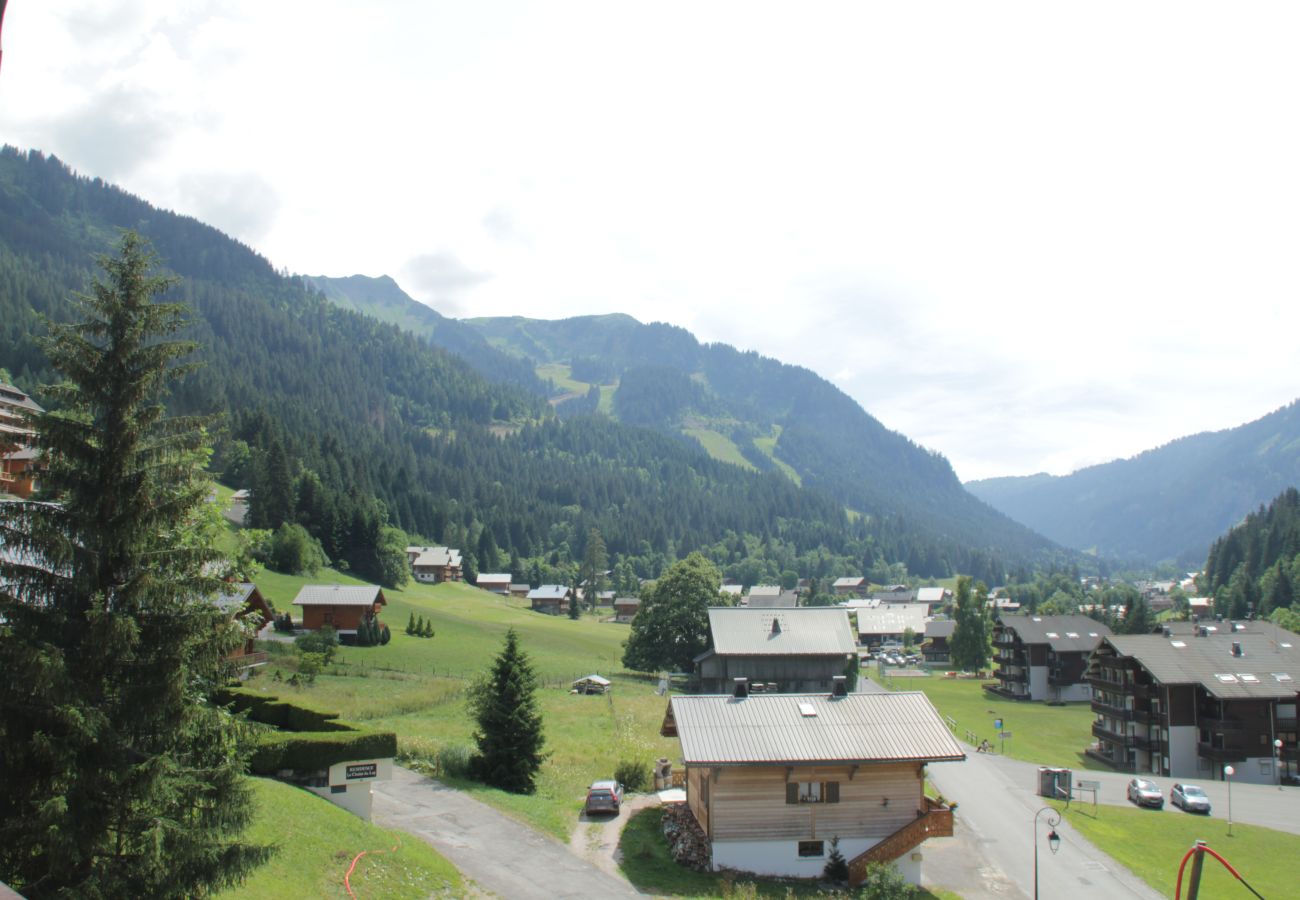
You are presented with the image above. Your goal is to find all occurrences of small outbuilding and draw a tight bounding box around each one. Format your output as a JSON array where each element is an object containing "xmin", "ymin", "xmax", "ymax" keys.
[{"xmin": 571, "ymin": 674, "xmax": 612, "ymax": 695}]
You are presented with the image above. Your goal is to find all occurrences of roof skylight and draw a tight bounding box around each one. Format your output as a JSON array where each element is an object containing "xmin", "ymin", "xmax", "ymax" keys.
[{"xmin": 798, "ymin": 703, "xmax": 817, "ymax": 717}]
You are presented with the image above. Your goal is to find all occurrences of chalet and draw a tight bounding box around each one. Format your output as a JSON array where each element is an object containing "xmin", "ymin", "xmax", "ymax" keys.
[
  {"xmin": 923, "ymin": 620, "xmax": 955, "ymax": 664},
  {"xmin": 661, "ymin": 684, "xmax": 963, "ymax": 884},
  {"xmin": 509, "ymin": 582, "xmax": 531, "ymax": 599},
  {"xmin": 0, "ymin": 382, "xmax": 43, "ymax": 499},
  {"xmin": 990, "ymin": 614, "xmax": 1111, "ymax": 702},
  {"xmin": 292, "ymin": 585, "xmax": 386, "ymax": 635},
  {"xmin": 832, "ymin": 576, "xmax": 866, "ymax": 596},
  {"xmin": 720, "ymin": 584, "xmax": 744, "ymax": 599},
  {"xmin": 854, "ymin": 603, "xmax": 928, "ymax": 649},
  {"xmin": 746, "ymin": 584, "xmax": 782, "ymax": 601},
  {"xmin": 745, "ymin": 590, "xmax": 800, "ymax": 609},
  {"xmin": 528, "ymin": 584, "xmax": 571, "ymax": 615},
  {"xmin": 1085, "ymin": 620, "xmax": 1299, "ymax": 783},
  {"xmin": 405, "ymin": 546, "xmax": 462, "ymax": 583},
  {"xmin": 613, "ymin": 596, "xmax": 641, "ymax": 623},
  {"xmin": 871, "ymin": 585, "xmax": 915, "ymax": 603},
  {"xmin": 475, "ymin": 573, "xmax": 512, "ymax": 595},
  {"xmin": 915, "ymin": 587, "xmax": 951, "ymax": 611},
  {"xmin": 213, "ymin": 582, "xmax": 273, "ymax": 673},
  {"xmin": 694, "ymin": 607, "xmax": 856, "ymax": 693}
]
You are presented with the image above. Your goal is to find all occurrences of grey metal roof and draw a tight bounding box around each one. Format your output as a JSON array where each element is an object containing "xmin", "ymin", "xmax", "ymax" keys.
[
  {"xmin": 745, "ymin": 591, "xmax": 799, "ymax": 608},
  {"xmin": 855, "ymin": 603, "xmax": 928, "ymax": 636},
  {"xmin": 476, "ymin": 573, "xmax": 511, "ymax": 584},
  {"xmin": 925, "ymin": 620, "xmax": 955, "ymax": 639},
  {"xmin": 997, "ymin": 614, "xmax": 1111, "ymax": 653},
  {"xmin": 528, "ymin": 584, "xmax": 570, "ymax": 600},
  {"xmin": 0, "ymin": 383, "xmax": 43, "ymax": 414},
  {"xmin": 747, "ymin": 584, "xmax": 782, "ymax": 597},
  {"xmin": 708, "ymin": 607, "xmax": 856, "ymax": 656},
  {"xmin": 409, "ymin": 546, "xmax": 462, "ymax": 568},
  {"xmin": 292, "ymin": 584, "xmax": 386, "ymax": 606},
  {"xmin": 1106, "ymin": 622, "xmax": 1300, "ymax": 700},
  {"xmin": 213, "ymin": 582, "xmax": 257, "ymax": 613},
  {"xmin": 917, "ymin": 587, "xmax": 949, "ymax": 603},
  {"xmin": 833, "ymin": 577, "xmax": 865, "ymax": 588},
  {"xmin": 668, "ymin": 692, "xmax": 966, "ymax": 765}
]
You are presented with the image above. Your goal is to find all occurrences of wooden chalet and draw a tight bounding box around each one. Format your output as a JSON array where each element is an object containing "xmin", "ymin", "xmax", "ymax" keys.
[
  {"xmin": 661, "ymin": 682, "xmax": 963, "ymax": 885},
  {"xmin": 405, "ymin": 546, "xmax": 462, "ymax": 583},
  {"xmin": 923, "ymin": 620, "xmax": 954, "ymax": 664},
  {"xmin": 528, "ymin": 584, "xmax": 571, "ymax": 615},
  {"xmin": 292, "ymin": 584, "xmax": 386, "ymax": 634},
  {"xmin": 0, "ymin": 382, "xmax": 43, "ymax": 499},
  {"xmin": 694, "ymin": 608, "xmax": 856, "ymax": 693},
  {"xmin": 613, "ymin": 596, "xmax": 641, "ymax": 623},
  {"xmin": 832, "ymin": 576, "xmax": 867, "ymax": 597},
  {"xmin": 213, "ymin": 582, "xmax": 273, "ymax": 673},
  {"xmin": 475, "ymin": 573, "xmax": 512, "ymax": 595}
]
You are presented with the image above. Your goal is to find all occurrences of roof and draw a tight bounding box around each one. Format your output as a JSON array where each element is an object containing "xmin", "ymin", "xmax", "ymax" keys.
[
  {"xmin": 292, "ymin": 584, "xmax": 386, "ymax": 607},
  {"xmin": 408, "ymin": 546, "xmax": 462, "ymax": 567},
  {"xmin": 213, "ymin": 582, "xmax": 258, "ymax": 613},
  {"xmin": 1104, "ymin": 621, "xmax": 1300, "ymax": 700},
  {"xmin": 613, "ymin": 596, "xmax": 641, "ymax": 607},
  {"xmin": 528, "ymin": 584, "xmax": 570, "ymax": 600},
  {"xmin": 0, "ymin": 383, "xmax": 43, "ymax": 414},
  {"xmin": 925, "ymin": 620, "xmax": 956, "ymax": 639},
  {"xmin": 747, "ymin": 584, "xmax": 782, "ymax": 597},
  {"xmin": 997, "ymin": 614, "xmax": 1111, "ymax": 653},
  {"xmin": 720, "ymin": 584, "xmax": 744, "ymax": 595},
  {"xmin": 476, "ymin": 573, "xmax": 511, "ymax": 585},
  {"xmin": 572, "ymin": 674, "xmax": 611, "ymax": 686},
  {"xmin": 916, "ymin": 587, "xmax": 949, "ymax": 603},
  {"xmin": 855, "ymin": 603, "xmax": 929, "ymax": 636},
  {"xmin": 707, "ymin": 607, "xmax": 856, "ymax": 657},
  {"xmin": 510, "ymin": 583, "xmax": 530, "ymax": 592},
  {"xmin": 745, "ymin": 590, "xmax": 799, "ymax": 608},
  {"xmin": 667, "ymin": 692, "xmax": 966, "ymax": 765},
  {"xmin": 833, "ymin": 576, "xmax": 866, "ymax": 588}
]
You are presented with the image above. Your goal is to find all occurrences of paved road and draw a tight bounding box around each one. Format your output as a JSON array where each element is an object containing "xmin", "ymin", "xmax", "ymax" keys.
[{"xmin": 373, "ymin": 766, "xmax": 643, "ymax": 900}]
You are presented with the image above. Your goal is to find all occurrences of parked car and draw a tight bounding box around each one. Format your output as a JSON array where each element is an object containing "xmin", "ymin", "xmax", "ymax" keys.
[
  {"xmin": 1126, "ymin": 777, "xmax": 1164, "ymax": 809},
  {"xmin": 1170, "ymin": 783, "xmax": 1211, "ymax": 814},
  {"xmin": 584, "ymin": 780, "xmax": 624, "ymax": 815}
]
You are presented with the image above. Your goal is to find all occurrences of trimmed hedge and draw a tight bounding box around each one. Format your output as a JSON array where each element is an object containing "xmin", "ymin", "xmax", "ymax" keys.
[{"xmin": 218, "ymin": 688, "xmax": 396, "ymax": 774}]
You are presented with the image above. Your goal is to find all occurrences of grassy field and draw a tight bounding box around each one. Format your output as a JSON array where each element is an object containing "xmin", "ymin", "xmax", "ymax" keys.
[
  {"xmin": 880, "ymin": 673, "xmax": 1105, "ymax": 770},
  {"xmin": 751, "ymin": 427, "xmax": 802, "ymax": 485},
  {"xmin": 1048, "ymin": 800, "xmax": 1300, "ymax": 899},
  {"xmin": 618, "ymin": 808, "xmax": 959, "ymax": 900},
  {"xmin": 220, "ymin": 778, "xmax": 461, "ymax": 899},
  {"xmin": 683, "ymin": 426, "xmax": 758, "ymax": 471}
]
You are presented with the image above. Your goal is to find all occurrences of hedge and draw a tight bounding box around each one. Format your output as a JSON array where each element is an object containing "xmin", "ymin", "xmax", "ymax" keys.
[{"xmin": 218, "ymin": 688, "xmax": 397, "ymax": 774}]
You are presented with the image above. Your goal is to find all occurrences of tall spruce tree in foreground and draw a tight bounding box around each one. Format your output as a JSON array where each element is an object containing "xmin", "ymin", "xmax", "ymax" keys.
[
  {"xmin": 468, "ymin": 628, "xmax": 546, "ymax": 793},
  {"xmin": 0, "ymin": 233, "xmax": 271, "ymax": 897}
]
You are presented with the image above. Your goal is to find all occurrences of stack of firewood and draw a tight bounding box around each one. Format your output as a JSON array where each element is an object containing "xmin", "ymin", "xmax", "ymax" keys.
[{"xmin": 660, "ymin": 803, "xmax": 710, "ymax": 870}]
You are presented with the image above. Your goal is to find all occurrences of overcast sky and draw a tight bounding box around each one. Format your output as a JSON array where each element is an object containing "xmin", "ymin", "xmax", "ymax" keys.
[{"xmin": 3, "ymin": 2, "xmax": 1299, "ymax": 481}]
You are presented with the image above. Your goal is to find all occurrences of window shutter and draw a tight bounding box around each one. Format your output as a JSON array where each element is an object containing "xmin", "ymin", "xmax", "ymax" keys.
[
  {"xmin": 786, "ymin": 782, "xmax": 799, "ymax": 804},
  {"xmin": 826, "ymin": 781, "xmax": 840, "ymax": 803}
]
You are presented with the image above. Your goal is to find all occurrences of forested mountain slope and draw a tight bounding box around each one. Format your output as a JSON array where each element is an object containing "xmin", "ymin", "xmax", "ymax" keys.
[
  {"xmin": 967, "ymin": 401, "xmax": 1300, "ymax": 564},
  {"xmin": 0, "ymin": 146, "xmax": 1066, "ymax": 586}
]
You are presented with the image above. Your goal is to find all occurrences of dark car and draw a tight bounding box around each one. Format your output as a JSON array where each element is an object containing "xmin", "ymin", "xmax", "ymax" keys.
[
  {"xmin": 1171, "ymin": 783, "xmax": 1211, "ymax": 814},
  {"xmin": 584, "ymin": 780, "xmax": 624, "ymax": 815},
  {"xmin": 1126, "ymin": 777, "xmax": 1164, "ymax": 809}
]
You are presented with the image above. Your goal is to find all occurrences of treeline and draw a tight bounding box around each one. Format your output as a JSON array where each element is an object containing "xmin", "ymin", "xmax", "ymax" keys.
[{"xmin": 1203, "ymin": 487, "xmax": 1300, "ymax": 620}]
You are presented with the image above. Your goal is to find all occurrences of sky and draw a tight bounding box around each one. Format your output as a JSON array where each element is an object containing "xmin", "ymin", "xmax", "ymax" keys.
[{"xmin": 2, "ymin": 2, "xmax": 1299, "ymax": 482}]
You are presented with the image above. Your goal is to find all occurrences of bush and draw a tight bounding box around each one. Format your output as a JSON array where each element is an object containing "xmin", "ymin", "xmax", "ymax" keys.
[
  {"xmin": 437, "ymin": 744, "xmax": 474, "ymax": 779},
  {"xmin": 268, "ymin": 522, "xmax": 328, "ymax": 575},
  {"xmin": 858, "ymin": 862, "xmax": 917, "ymax": 899},
  {"xmin": 250, "ymin": 730, "xmax": 398, "ymax": 774},
  {"xmin": 294, "ymin": 625, "xmax": 338, "ymax": 664},
  {"xmin": 615, "ymin": 759, "xmax": 651, "ymax": 792}
]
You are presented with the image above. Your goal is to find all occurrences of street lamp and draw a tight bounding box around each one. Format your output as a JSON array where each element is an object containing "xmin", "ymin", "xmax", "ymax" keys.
[
  {"xmin": 1033, "ymin": 806, "xmax": 1062, "ymax": 900},
  {"xmin": 1276, "ymin": 738, "xmax": 1285, "ymax": 790},
  {"xmin": 1224, "ymin": 765, "xmax": 1234, "ymax": 836}
]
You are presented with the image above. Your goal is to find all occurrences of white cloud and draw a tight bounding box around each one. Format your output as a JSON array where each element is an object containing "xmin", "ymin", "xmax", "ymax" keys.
[{"xmin": 3, "ymin": 1, "xmax": 1299, "ymax": 481}]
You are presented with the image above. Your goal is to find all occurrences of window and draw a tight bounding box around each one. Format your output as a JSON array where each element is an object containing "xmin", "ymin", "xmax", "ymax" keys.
[
  {"xmin": 798, "ymin": 840, "xmax": 825, "ymax": 858},
  {"xmin": 785, "ymin": 781, "xmax": 840, "ymax": 804}
]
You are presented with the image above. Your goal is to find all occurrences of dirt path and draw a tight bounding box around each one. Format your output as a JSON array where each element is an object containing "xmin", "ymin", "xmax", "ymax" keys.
[{"xmin": 567, "ymin": 793, "xmax": 660, "ymax": 881}]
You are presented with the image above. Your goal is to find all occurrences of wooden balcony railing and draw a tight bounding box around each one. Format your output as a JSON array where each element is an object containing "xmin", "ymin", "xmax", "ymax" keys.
[
  {"xmin": 228, "ymin": 650, "xmax": 269, "ymax": 669},
  {"xmin": 847, "ymin": 798, "xmax": 954, "ymax": 886}
]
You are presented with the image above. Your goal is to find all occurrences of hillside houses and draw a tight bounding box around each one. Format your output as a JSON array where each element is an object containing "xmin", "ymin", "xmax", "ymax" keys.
[
  {"xmin": 0, "ymin": 381, "xmax": 43, "ymax": 499},
  {"xmin": 528, "ymin": 584, "xmax": 572, "ymax": 615},
  {"xmin": 660, "ymin": 685, "xmax": 963, "ymax": 884},
  {"xmin": 405, "ymin": 546, "xmax": 462, "ymax": 583},
  {"xmin": 1086, "ymin": 620, "xmax": 1299, "ymax": 783},
  {"xmin": 694, "ymin": 607, "xmax": 856, "ymax": 693},
  {"xmin": 292, "ymin": 584, "xmax": 386, "ymax": 636},
  {"xmin": 990, "ymin": 614, "xmax": 1112, "ymax": 702}
]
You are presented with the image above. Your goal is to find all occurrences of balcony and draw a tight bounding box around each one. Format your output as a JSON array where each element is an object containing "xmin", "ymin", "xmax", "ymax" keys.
[
  {"xmin": 1199, "ymin": 715, "xmax": 1245, "ymax": 733},
  {"xmin": 1197, "ymin": 742, "xmax": 1247, "ymax": 763},
  {"xmin": 1092, "ymin": 722, "xmax": 1133, "ymax": 744},
  {"xmin": 1085, "ymin": 746, "xmax": 1134, "ymax": 772},
  {"xmin": 1131, "ymin": 707, "xmax": 1154, "ymax": 725},
  {"xmin": 995, "ymin": 667, "xmax": 1028, "ymax": 684},
  {"xmin": 1088, "ymin": 671, "xmax": 1128, "ymax": 691},
  {"xmin": 1091, "ymin": 699, "xmax": 1132, "ymax": 720}
]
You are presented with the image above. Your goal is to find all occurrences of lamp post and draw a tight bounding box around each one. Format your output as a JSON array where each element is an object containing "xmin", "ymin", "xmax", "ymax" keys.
[
  {"xmin": 1033, "ymin": 806, "xmax": 1062, "ymax": 900},
  {"xmin": 1276, "ymin": 738, "xmax": 1285, "ymax": 789},
  {"xmin": 1224, "ymin": 765, "xmax": 1234, "ymax": 836}
]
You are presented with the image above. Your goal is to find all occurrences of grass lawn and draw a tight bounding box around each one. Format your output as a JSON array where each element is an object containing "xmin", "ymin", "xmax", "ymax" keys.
[
  {"xmin": 220, "ymin": 778, "xmax": 461, "ymax": 899},
  {"xmin": 618, "ymin": 808, "xmax": 959, "ymax": 899},
  {"xmin": 1048, "ymin": 800, "xmax": 1300, "ymax": 899},
  {"xmin": 683, "ymin": 426, "xmax": 758, "ymax": 472},
  {"xmin": 881, "ymin": 673, "xmax": 1106, "ymax": 770}
]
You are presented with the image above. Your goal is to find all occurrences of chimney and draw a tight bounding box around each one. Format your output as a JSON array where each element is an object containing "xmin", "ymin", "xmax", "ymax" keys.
[
  {"xmin": 1197, "ymin": 626, "xmax": 1208, "ymax": 638},
  {"xmin": 770, "ymin": 618, "xmax": 782, "ymax": 636},
  {"xmin": 1161, "ymin": 625, "xmax": 1172, "ymax": 638},
  {"xmin": 831, "ymin": 675, "xmax": 848, "ymax": 698},
  {"xmin": 733, "ymin": 677, "xmax": 749, "ymax": 699},
  {"xmin": 1231, "ymin": 641, "xmax": 1243, "ymax": 658}
]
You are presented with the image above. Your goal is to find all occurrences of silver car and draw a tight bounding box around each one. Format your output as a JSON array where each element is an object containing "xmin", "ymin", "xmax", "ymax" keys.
[
  {"xmin": 1170, "ymin": 783, "xmax": 1211, "ymax": 814},
  {"xmin": 1126, "ymin": 777, "xmax": 1163, "ymax": 809}
]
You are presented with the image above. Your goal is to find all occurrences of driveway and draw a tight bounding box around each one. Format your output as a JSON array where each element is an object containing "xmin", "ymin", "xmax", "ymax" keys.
[{"xmin": 373, "ymin": 766, "xmax": 644, "ymax": 899}]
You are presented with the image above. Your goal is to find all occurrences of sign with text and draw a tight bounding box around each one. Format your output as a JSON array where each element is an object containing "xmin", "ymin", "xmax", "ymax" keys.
[
  {"xmin": 328, "ymin": 758, "xmax": 393, "ymax": 786},
  {"xmin": 994, "ymin": 718, "xmax": 1003, "ymax": 730}
]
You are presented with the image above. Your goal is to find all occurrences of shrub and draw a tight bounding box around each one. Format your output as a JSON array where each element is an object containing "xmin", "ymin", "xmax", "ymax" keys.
[
  {"xmin": 250, "ymin": 730, "xmax": 398, "ymax": 774},
  {"xmin": 380, "ymin": 623, "xmax": 391, "ymax": 645},
  {"xmin": 437, "ymin": 744, "xmax": 474, "ymax": 779},
  {"xmin": 268, "ymin": 522, "xmax": 328, "ymax": 575},
  {"xmin": 406, "ymin": 612, "xmax": 416, "ymax": 635},
  {"xmin": 614, "ymin": 759, "xmax": 650, "ymax": 792},
  {"xmin": 822, "ymin": 835, "xmax": 848, "ymax": 883},
  {"xmin": 294, "ymin": 625, "xmax": 338, "ymax": 664},
  {"xmin": 858, "ymin": 862, "xmax": 917, "ymax": 899}
]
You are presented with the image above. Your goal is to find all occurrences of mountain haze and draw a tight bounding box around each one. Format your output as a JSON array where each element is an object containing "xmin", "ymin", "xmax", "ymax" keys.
[{"xmin": 967, "ymin": 401, "xmax": 1300, "ymax": 564}]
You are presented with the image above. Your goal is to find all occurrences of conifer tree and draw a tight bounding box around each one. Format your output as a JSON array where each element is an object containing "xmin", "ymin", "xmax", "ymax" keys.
[
  {"xmin": 0, "ymin": 233, "xmax": 271, "ymax": 897},
  {"xmin": 468, "ymin": 628, "xmax": 546, "ymax": 793},
  {"xmin": 407, "ymin": 610, "xmax": 416, "ymax": 635},
  {"xmin": 581, "ymin": 527, "xmax": 608, "ymax": 610}
]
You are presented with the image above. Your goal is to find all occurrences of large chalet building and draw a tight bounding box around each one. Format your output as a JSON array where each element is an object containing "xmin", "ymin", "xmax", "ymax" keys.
[
  {"xmin": 404, "ymin": 546, "xmax": 462, "ymax": 583},
  {"xmin": 694, "ymin": 607, "xmax": 857, "ymax": 694},
  {"xmin": 661, "ymin": 683, "xmax": 963, "ymax": 885},
  {"xmin": 0, "ymin": 381, "xmax": 43, "ymax": 499},
  {"xmin": 990, "ymin": 614, "xmax": 1112, "ymax": 702},
  {"xmin": 1086, "ymin": 620, "xmax": 1299, "ymax": 784}
]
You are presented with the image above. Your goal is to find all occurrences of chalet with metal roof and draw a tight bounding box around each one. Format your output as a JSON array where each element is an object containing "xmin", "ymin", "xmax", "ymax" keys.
[
  {"xmin": 404, "ymin": 546, "xmax": 462, "ymax": 583},
  {"xmin": 527, "ymin": 584, "xmax": 572, "ymax": 615},
  {"xmin": 213, "ymin": 582, "xmax": 273, "ymax": 674},
  {"xmin": 613, "ymin": 596, "xmax": 640, "ymax": 623},
  {"xmin": 923, "ymin": 619, "xmax": 955, "ymax": 664},
  {"xmin": 915, "ymin": 587, "xmax": 952, "ymax": 610},
  {"xmin": 1086, "ymin": 620, "xmax": 1300, "ymax": 783},
  {"xmin": 832, "ymin": 576, "xmax": 866, "ymax": 596},
  {"xmin": 292, "ymin": 584, "xmax": 386, "ymax": 634},
  {"xmin": 990, "ymin": 614, "xmax": 1112, "ymax": 702},
  {"xmin": 475, "ymin": 573, "xmax": 511, "ymax": 595},
  {"xmin": 744, "ymin": 590, "xmax": 799, "ymax": 608},
  {"xmin": 661, "ymin": 684, "xmax": 963, "ymax": 885},
  {"xmin": 854, "ymin": 603, "xmax": 929, "ymax": 649},
  {"xmin": 694, "ymin": 607, "xmax": 856, "ymax": 693}
]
